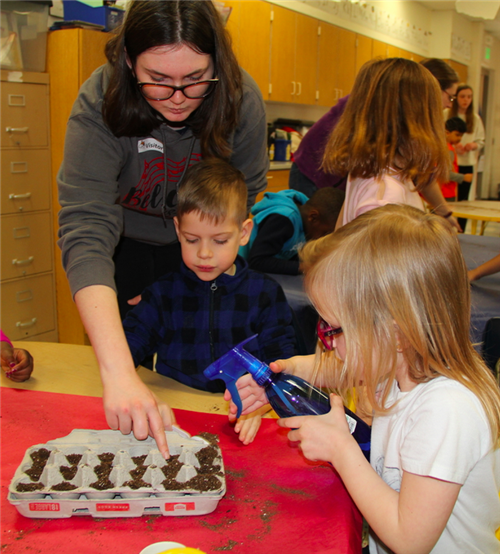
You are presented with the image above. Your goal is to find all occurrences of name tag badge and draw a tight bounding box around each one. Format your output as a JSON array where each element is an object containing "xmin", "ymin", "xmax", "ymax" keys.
[{"xmin": 137, "ymin": 138, "xmax": 163, "ymax": 154}]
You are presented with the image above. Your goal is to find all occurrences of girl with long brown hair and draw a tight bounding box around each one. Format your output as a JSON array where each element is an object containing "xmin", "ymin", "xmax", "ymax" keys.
[{"xmin": 322, "ymin": 58, "xmax": 450, "ymax": 228}]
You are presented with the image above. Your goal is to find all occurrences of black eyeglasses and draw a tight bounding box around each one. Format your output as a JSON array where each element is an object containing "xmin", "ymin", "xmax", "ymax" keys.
[
  {"xmin": 317, "ymin": 318, "xmax": 343, "ymax": 350},
  {"xmin": 444, "ymin": 90, "xmax": 456, "ymax": 102},
  {"xmin": 137, "ymin": 79, "xmax": 219, "ymax": 101}
]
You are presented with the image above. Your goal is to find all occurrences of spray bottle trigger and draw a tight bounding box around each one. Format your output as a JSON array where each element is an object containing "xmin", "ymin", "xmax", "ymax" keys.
[{"xmin": 226, "ymin": 382, "xmax": 243, "ymax": 419}]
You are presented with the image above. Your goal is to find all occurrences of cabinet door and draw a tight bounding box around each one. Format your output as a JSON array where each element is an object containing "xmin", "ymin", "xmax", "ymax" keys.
[
  {"xmin": 238, "ymin": 1, "xmax": 271, "ymax": 99},
  {"xmin": 1, "ymin": 82, "xmax": 49, "ymax": 147},
  {"xmin": 294, "ymin": 14, "xmax": 318, "ymax": 105},
  {"xmin": 317, "ymin": 22, "xmax": 338, "ymax": 107},
  {"xmin": 355, "ymin": 34, "xmax": 372, "ymax": 76},
  {"xmin": 270, "ymin": 4, "xmax": 296, "ymax": 102},
  {"xmin": 372, "ymin": 39, "xmax": 388, "ymax": 59},
  {"xmin": 335, "ymin": 27, "xmax": 357, "ymax": 99},
  {"xmin": 317, "ymin": 23, "xmax": 356, "ymax": 107},
  {"xmin": 223, "ymin": 0, "xmax": 241, "ymax": 58}
]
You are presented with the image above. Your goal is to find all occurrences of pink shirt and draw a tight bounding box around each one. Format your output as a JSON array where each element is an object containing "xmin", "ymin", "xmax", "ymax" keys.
[{"xmin": 342, "ymin": 173, "xmax": 424, "ymax": 226}]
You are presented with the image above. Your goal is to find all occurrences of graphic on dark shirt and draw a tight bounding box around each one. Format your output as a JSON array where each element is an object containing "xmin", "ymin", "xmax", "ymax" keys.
[{"xmin": 122, "ymin": 152, "xmax": 201, "ymax": 217}]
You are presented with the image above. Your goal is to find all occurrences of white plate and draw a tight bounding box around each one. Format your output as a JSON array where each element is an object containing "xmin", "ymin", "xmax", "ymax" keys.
[{"xmin": 139, "ymin": 542, "xmax": 185, "ymax": 554}]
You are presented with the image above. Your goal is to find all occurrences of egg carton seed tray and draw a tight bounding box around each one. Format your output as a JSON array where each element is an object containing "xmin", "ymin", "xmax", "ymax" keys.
[{"xmin": 8, "ymin": 429, "xmax": 225, "ymax": 518}]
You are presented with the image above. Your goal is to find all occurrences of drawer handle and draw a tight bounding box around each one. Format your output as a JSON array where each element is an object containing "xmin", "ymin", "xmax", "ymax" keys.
[
  {"xmin": 12, "ymin": 256, "xmax": 34, "ymax": 266},
  {"xmin": 9, "ymin": 193, "xmax": 31, "ymax": 200},
  {"xmin": 16, "ymin": 318, "xmax": 37, "ymax": 329},
  {"xmin": 8, "ymin": 94, "xmax": 26, "ymax": 107},
  {"xmin": 6, "ymin": 127, "xmax": 29, "ymax": 133},
  {"xmin": 11, "ymin": 161, "xmax": 28, "ymax": 174}
]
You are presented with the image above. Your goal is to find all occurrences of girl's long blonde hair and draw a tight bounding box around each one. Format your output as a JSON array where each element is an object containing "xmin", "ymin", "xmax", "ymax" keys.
[
  {"xmin": 302, "ymin": 204, "xmax": 500, "ymax": 444},
  {"xmin": 322, "ymin": 58, "xmax": 449, "ymax": 191}
]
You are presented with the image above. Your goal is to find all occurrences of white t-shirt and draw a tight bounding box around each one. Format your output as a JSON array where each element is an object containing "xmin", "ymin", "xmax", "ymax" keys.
[
  {"xmin": 342, "ymin": 173, "xmax": 424, "ymax": 226},
  {"xmin": 369, "ymin": 376, "xmax": 500, "ymax": 554}
]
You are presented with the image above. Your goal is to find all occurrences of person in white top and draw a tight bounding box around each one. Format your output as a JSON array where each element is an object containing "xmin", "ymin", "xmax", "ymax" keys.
[
  {"xmin": 444, "ymin": 84, "xmax": 485, "ymax": 227},
  {"xmin": 320, "ymin": 58, "xmax": 453, "ymax": 229},
  {"xmin": 227, "ymin": 204, "xmax": 500, "ymax": 553}
]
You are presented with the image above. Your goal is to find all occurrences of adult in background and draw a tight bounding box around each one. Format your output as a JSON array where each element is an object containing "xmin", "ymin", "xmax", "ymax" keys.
[
  {"xmin": 289, "ymin": 58, "xmax": 461, "ymax": 231},
  {"xmin": 444, "ymin": 84, "xmax": 485, "ymax": 228},
  {"xmin": 57, "ymin": 0, "xmax": 269, "ymax": 456}
]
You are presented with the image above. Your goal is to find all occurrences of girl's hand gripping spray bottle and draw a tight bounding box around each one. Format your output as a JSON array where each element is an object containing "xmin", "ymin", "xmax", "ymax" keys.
[{"xmin": 203, "ymin": 335, "xmax": 371, "ymax": 460}]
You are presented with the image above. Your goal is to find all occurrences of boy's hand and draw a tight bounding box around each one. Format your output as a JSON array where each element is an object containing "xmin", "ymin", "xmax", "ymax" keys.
[
  {"xmin": 127, "ymin": 294, "xmax": 142, "ymax": 306},
  {"xmin": 463, "ymin": 173, "xmax": 473, "ymax": 183},
  {"xmin": 233, "ymin": 405, "xmax": 270, "ymax": 445},
  {"xmin": 224, "ymin": 373, "xmax": 269, "ymax": 420}
]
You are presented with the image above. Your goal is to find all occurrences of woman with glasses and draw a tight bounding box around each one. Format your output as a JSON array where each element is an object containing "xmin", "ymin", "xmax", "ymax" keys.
[{"xmin": 57, "ymin": 0, "xmax": 269, "ymax": 457}]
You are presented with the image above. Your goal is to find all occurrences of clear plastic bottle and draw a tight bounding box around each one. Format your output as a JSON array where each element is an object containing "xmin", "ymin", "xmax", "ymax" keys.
[{"xmin": 203, "ymin": 336, "xmax": 371, "ymax": 460}]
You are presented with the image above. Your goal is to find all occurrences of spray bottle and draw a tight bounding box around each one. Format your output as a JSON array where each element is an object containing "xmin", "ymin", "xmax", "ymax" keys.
[{"xmin": 203, "ymin": 335, "xmax": 370, "ymax": 460}]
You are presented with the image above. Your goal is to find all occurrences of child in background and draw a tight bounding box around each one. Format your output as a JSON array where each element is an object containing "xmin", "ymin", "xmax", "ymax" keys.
[
  {"xmin": 322, "ymin": 58, "xmax": 450, "ymax": 227},
  {"xmin": 0, "ymin": 330, "xmax": 33, "ymax": 382},
  {"xmin": 245, "ymin": 188, "xmax": 344, "ymax": 275},
  {"xmin": 227, "ymin": 204, "xmax": 500, "ymax": 553},
  {"xmin": 440, "ymin": 117, "xmax": 472, "ymax": 204},
  {"xmin": 123, "ymin": 159, "xmax": 297, "ymax": 445}
]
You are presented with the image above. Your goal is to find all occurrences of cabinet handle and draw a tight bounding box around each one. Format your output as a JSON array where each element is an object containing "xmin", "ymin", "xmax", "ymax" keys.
[
  {"xmin": 16, "ymin": 318, "xmax": 37, "ymax": 328},
  {"xmin": 6, "ymin": 127, "xmax": 29, "ymax": 133},
  {"xmin": 291, "ymin": 81, "xmax": 296, "ymax": 95},
  {"xmin": 9, "ymin": 193, "xmax": 31, "ymax": 200},
  {"xmin": 12, "ymin": 256, "xmax": 34, "ymax": 266},
  {"xmin": 8, "ymin": 94, "xmax": 26, "ymax": 107},
  {"xmin": 10, "ymin": 161, "xmax": 28, "ymax": 174},
  {"xmin": 297, "ymin": 82, "xmax": 302, "ymax": 96}
]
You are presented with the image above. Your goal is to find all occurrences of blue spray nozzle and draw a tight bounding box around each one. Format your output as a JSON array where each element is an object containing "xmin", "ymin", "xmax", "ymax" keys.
[{"xmin": 203, "ymin": 335, "xmax": 269, "ymax": 419}]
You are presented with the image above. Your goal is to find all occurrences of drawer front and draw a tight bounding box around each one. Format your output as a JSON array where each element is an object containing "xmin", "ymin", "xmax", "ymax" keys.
[
  {"xmin": 1, "ymin": 274, "xmax": 56, "ymax": 340},
  {"xmin": 1, "ymin": 149, "xmax": 51, "ymax": 214},
  {"xmin": 1, "ymin": 82, "xmax": 49, "ymax": 147},
  {"xmin": 1, "ymin": 212, "xmax": 53, "ymax": 280}
]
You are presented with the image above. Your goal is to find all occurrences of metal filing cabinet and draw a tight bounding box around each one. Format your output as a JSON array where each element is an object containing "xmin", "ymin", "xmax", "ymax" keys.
[{"xmin": 1, "ymin": 70, "xmax": 57, "ymax": 341}]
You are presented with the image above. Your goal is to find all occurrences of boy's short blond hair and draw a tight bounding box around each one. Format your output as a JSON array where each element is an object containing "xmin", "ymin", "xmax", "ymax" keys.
[{"xmin": 177, "ymin": 159, "xmax": 248, "ymax": 226}]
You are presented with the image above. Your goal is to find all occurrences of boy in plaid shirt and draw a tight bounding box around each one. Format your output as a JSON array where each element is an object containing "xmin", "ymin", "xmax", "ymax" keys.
[{"xmin": 123, "ymin": 159, "xmax": 297, "ymax": 444}]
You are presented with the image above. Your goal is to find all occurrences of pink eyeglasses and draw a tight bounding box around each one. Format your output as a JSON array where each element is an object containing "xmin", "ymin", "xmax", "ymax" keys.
[{"xmin": 317, "ymin": 318, "xmax": 343, "ymax": 350}]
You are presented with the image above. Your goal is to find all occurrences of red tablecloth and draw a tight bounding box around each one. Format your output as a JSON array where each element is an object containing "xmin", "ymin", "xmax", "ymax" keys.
[{"xmin": 1, "ymin": 387, "xmax": 362, "ymax": 554}]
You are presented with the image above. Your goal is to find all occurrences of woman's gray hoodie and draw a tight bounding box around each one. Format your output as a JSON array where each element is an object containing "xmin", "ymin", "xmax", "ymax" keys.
[{"xmin": 57, "ymin": 64, "xmax": 269, "ymax": 297}]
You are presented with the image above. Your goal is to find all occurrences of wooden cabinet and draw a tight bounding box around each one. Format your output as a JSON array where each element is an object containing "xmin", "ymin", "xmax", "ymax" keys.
[
  {"xmin": 355, "ymin": 34, "xmax": 373, "ymax": 76},
  {"xmin": 446, "ymin": 59, "xmax": 468, "ymax": 84},
  {"xmin": 269, "ymin": 5, "xmax": 318, "ymax": 104},
  {"xmin": 317, "ymin": 23, "xmax": 357, "ymax": 107},
  {"xmin": 256, "ymin": 169, "xmax": 290, "ymax": 203},
  {"xmin": 1, "ymin": 70, "xmax": 58, "ymax": 342},
  {"xmin": 47, "ymin": 28, "xmax": 110, "ymax": 345},
  {"xmin": 224, "ymin": 0, "xmax": 271, "ymax": 99}
]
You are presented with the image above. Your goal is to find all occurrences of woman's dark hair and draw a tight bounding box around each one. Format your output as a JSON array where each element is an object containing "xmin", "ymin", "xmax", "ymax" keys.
[
  {"xmin": 103, "ymin": 0, "xmax": 242, "ymax": 159},
  {"xmin": 448, "ymin": 84, "xmax": 475, "ymax": 133},
  {"xmin": 420, "ymin": 58, "xmax": 459, "ymax": 91}
]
